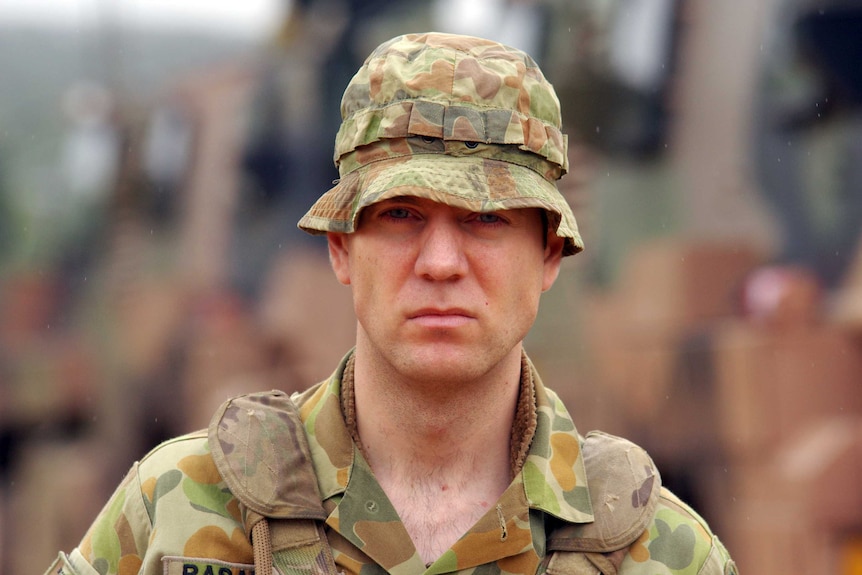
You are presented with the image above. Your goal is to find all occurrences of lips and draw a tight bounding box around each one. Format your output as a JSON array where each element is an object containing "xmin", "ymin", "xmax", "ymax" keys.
[
  {"xmin": 409, "ymin": 307, "xmax": 472, "ymax": 318},
  {"xmin": 407, "ymin": 308, "xmax": 474, "ymax": 328}
]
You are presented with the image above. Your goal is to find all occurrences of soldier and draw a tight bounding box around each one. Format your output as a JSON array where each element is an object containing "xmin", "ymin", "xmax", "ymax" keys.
[{"xmin": 45, "ymin": 33, "xmax": 737, "ymax": 575}]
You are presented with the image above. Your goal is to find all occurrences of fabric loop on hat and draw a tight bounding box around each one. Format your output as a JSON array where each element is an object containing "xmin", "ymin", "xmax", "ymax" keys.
[
  {"xmin": 334, "ymin": 99, "xmax": 568, "ymax": 174},
  {"xmin": 336, "ymin": 139, "xmax": 564, "ymax": 185}
]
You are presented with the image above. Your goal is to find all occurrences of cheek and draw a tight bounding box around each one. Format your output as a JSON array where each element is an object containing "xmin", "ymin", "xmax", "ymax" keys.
[
  {"xmin": 348, "ymin": 255, "xmax": 374, "ymax": 299},
  {"xmin": 515, "ymin": 252, "xmax": 548, "ymax": 292},
  {"xmin": 349, "ymin": 252, "xmax": 393, "ymax": 316},
  {"xmin": 517, "ymin": 264, "xmax": 549, "ymax": 320},
  {"xmin": 486, "ymin": 257, "xmax": 544, "ymax": 310}
]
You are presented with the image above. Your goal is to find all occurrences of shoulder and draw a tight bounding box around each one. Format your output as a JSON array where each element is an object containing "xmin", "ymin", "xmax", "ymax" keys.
[
  {"xmin": 71, "ymin": 431, "xmax": 252, "ymax": 575},
  {"xmin": 134, "ymin": 430, "xmax": 249, "ymax": 541},
  {"xmin": 136, "ymin": 429, "xmax": 213, "ymax": 483},
  {"xmin": 618, "ymin": 487, "xmax": 737, "ymax": 575},
  {"xmin": 569, "ymin": 427, "xmax": 737, "ymax": 575},
  {"xmin": 137, "ymin": 430, "xmax": 252, "ymax": 561},
  {"xmin": 136, "ymin": 430, "xmax": 246, "ymax": 526}
]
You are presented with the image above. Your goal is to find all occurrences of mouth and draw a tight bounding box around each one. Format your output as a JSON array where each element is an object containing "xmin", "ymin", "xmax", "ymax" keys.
[{"xmin": 407, "ymin": 308, "xmax": 474, "ymax": 328}]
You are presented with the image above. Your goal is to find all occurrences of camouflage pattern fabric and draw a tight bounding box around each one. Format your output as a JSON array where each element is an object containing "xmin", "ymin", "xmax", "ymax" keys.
[
  {"xmin": 297, "ymin": 32, "xmax": 584, "ymax": 256},
  {"xmin": 44, "ymin": 351, "xmax": 736, "ymax": 575}
]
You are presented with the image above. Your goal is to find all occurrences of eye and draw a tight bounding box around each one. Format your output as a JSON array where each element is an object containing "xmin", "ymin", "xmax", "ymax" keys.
[
  {"xmin": 464, "ymin": 141, "xmax": 479, "ymax": 149},
  {"xmin": 472, "ymin": 212, "xmax": 506, "ymax": 225},
  {"xmin": 383, "ymin": 207, "xmax": 412, "ymax": 220}
]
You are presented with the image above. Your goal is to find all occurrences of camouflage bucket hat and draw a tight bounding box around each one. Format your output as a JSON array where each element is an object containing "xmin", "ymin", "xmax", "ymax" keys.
[{"xmin": 298, "ymin": 32, "xmax": 584, "ymax": 256}]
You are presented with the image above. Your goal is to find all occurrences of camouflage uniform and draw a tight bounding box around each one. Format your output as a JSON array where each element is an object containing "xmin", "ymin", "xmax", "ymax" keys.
[
  {"xmin": 46, "ymin": 33, "xmax": 737, "ymax": 575},
  {"xmin": 46, "ymin": 351, "xmax": 735, "ymax": 575}
]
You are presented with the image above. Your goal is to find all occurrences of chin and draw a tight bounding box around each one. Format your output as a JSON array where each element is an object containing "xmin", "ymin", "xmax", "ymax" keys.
[{"xmin": 393, "ymin": 344, "xmax": 505, "ymax": 385}]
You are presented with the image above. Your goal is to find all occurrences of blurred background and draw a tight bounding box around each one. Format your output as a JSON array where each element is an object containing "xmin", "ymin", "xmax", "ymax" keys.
[{"xmin": 1, "ymin": 0, "xmax": 861, "ymax": 573}]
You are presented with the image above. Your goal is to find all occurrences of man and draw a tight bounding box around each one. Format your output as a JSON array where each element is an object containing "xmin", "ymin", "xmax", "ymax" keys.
[{"xmin": 45, "ymin": 33, "xmax": 737, "ymax": 575}]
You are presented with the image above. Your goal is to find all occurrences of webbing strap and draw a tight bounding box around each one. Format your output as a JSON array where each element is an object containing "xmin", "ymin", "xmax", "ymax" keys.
[
  {"xmin": 271, "ymin": 521, "xmax": 340, "ymax": 575},
  {"xmin": 210, "ymin": 391, "xmax": 337, "ymax": 575},
  {"xmin": 251, "ymin": 516, "xmax": 340, "ymax": 575},
  {"xmin": 252, "ymin": 520, "xmax": 274, "ymax": 575}
]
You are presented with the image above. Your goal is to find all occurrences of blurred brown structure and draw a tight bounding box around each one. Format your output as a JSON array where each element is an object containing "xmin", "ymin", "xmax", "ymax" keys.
[{"xmin": 568, "ymin": 239, "xmax": 862, "ymax": 574}]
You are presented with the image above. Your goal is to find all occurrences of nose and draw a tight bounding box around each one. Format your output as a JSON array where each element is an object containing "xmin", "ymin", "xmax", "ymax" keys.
[{"xmin": 414, "ymin": 218, "xmax": 468, "ymax": 281}]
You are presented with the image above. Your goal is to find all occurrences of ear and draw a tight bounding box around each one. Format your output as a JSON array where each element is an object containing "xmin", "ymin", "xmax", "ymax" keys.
[
  {"xmin": 541, "ymin": 233, "xmax": 565, "ymax": 292},
  {"xmin": 327, "ymin": 232, "xmax": 352, "ymax": 286}
]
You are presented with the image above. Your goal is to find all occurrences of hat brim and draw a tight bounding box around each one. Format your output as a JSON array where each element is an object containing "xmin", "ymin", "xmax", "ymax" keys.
[{"xmin": 298, "ymin": 154, "xmax": 583, "ymax": 256}]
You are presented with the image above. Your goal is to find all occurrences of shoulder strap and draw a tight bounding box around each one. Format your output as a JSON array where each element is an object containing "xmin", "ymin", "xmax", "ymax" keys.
[
  {"xmin": 209, "ymin": 390, "xmax": 339, "ymax": 575},
  {"xmin": 545, "ymin": 431, "xmax": 662, "ymax": 575}
]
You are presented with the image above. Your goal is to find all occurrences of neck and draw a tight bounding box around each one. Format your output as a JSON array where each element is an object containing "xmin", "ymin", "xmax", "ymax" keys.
[{"xmin": 350, "ymin": 343, "xmax": 523, "ymax": 484}]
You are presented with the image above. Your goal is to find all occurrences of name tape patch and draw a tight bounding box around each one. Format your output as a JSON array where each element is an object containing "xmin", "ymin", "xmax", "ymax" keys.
[{"xmin": 162, "ymin": 556, "xmax": 255, "ymax": 575}]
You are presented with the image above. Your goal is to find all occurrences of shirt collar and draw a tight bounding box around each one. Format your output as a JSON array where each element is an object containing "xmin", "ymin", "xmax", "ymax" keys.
[{"xmin": 522, "ymin": 363, "xmax": 594, "ymax": 523}]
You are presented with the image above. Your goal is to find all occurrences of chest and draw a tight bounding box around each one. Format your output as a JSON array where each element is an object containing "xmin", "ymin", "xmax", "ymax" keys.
[{"xmin": 387, "ymin": 485, "xmax": 500, "ymax": 564}]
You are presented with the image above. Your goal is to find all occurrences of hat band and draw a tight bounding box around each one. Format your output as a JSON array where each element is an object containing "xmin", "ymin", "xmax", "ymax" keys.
[
  {"xmin": 337, "ymin": 138, "xmax": 565, "ymax": 185},
  {"xmin": 335, "ymin": 99, "xmax": 568, "ymax": 173}
]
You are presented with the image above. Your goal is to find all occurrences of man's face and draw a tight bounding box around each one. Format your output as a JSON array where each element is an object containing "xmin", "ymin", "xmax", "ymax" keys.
[{"xmin": 327, "ymin": 196, "xmax": 564, "ymax": 386}]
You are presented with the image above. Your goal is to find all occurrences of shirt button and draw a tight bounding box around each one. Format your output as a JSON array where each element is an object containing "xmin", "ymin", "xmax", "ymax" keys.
[{"xmin": 365, "ymin": 500, "xmax": 379, "ymax": 513}]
